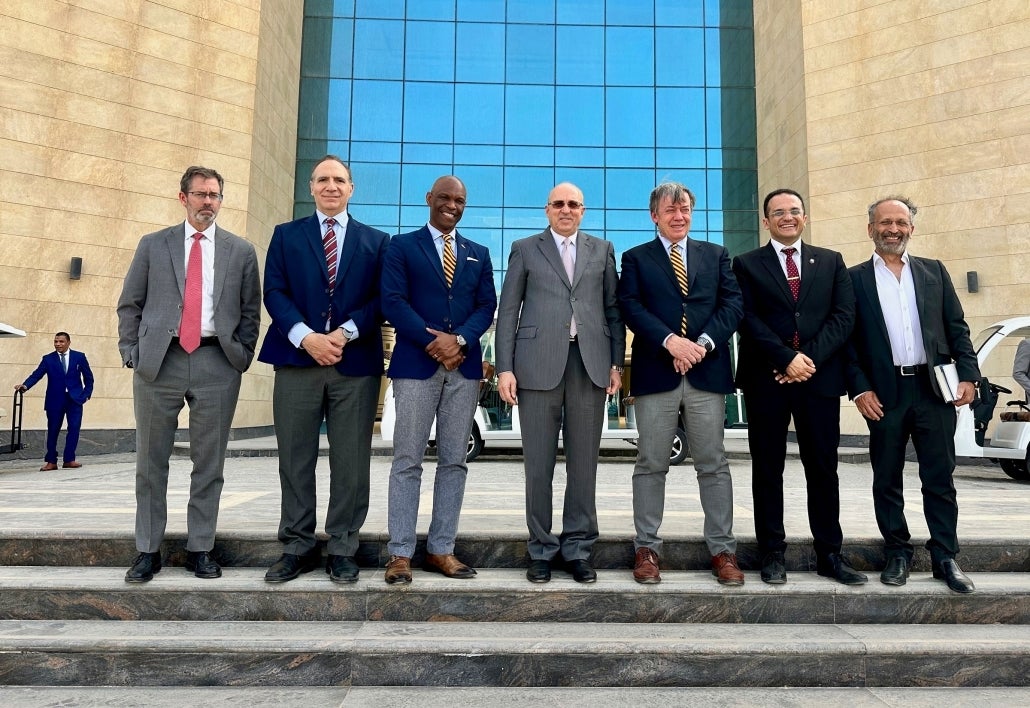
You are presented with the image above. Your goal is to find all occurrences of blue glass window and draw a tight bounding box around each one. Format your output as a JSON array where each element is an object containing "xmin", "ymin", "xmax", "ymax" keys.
[
  {"xmin": 356, "ymin": 0, "xmax": 402, "ymax": 19},
  {"xmin": 506, "ymin": 25, "xmax": 556, "ymax": 84},
  {"xmin": 556, "ymin": 0, "xmax": 603, "ymax": 25},
  {"xmin": 405, "ymin": 22, "xmax": 455, "ymax": 81},
  {"xmin": 505, "ymin": 85, "xmax": 554, "ymax": 146},
  {"xmin": 655, "ymin": 28, "xmax": 705, "ymax": 86},
  {"xmin": 407, "ymin": 0, "xmax": 454, "ymax": 22},
  {"xmin": 350, "ymin": 80, "xmax": 401, "ymax": 141},
  {"xmin": 656, "ymin": 88, "xmax": 706, "ymax": 148},
  {"xmin": 457, "ymin": 0, "xmax": 504, "ymax": 22},
  {"xmin": 507, "ymin": 0, "xmax": 555, "ymax": 24},
  {"xmin": 556, "ymin": 26, "xmax": 603, "ymax": 86},
  {"xmin": 606, "ymin": 3, "xmax": 653, "ymax": 25},
  {"xmin": 654, "ymin": 0, "xmax": 703, "ymax": 26},
  {"xmin": 605, "ymin": 87, "xmax": 653, "ymax": 147},
  {"xmin": 605, "ymin": 168, "xmax": 656, "ymax": 209},
  {"xmin": 402, "ymin": 143, "xmax": 452, "ymax": 165},
  {"xmin": 353, "ymin": 19, "xmax": 404, "ymax": 79},
  {"xmin": 456, "ymin": 23, "xmax": 505, "ymax": 83},
  {"xmin": 403, "ymin": 82, "xmax": 454, "ymax": 143},
  {"xmin": 606, "ymin": 27, "xmax": 654, "ymax": 86},
  {"xmin": 453, "ymin": 84, "xmax": 504, "ymax": 144},
  {"xmin": 504, "ymin": 167, "xmax": 556, "ymax": 207},
  {"xmin": 555, "ymin": 86, "xmax": 603, "ymax": 146}
]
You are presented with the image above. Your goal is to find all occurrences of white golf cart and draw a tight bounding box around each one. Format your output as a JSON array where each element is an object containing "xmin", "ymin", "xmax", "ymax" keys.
[{"xmin": 956, "ymin": 316, "xmax": 1030, "ymax": 480}]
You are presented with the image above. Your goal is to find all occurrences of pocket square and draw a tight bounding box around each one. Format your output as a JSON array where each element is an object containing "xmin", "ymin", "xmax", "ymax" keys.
[{"xmin": 466, "ymin": 257, "xmax": 479, "ymax": 262}]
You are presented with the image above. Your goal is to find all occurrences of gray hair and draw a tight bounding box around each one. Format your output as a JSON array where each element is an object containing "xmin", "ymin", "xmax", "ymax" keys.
[
  {"xmin": 649, "ymin": 182, "xmax": 696, "ymax": 213},
  {"xmin": 868, "ymin": 195, "xmax": 917, "ymax": 224}
]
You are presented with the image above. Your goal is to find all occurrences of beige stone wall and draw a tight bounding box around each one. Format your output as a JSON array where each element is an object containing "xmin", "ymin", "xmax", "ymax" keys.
[
  {"xmin": 0, "ymin": 0, "xmax": 301, "ymax": 433},
  {"xmin": 755, "ymin": 0, "xmax": 1030, "ymax": 434}
]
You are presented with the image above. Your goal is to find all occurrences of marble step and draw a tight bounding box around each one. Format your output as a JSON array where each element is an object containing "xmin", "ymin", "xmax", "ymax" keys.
[
  {"xmin": 2, "ymin": 686, "xmax": 1030, "ymax": 707},
  {"xmin": 1, "ymin": 567, "xmax": 1027, "ymax": 624},
  {"xmin": 1, "ymin": 620, "xmax": 1028, "ymax": 688},
  {"xmin": 2, "ymin": 532, "xmax": 1027, "ymax": 572}
]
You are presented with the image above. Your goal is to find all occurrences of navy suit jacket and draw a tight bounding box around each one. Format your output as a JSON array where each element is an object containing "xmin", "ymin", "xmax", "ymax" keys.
[
  {"xmin": 618, "ymin": 237, "xmax": 743, "ymax": 396},
  {"xmin": 847, "ymin": 255, "xmax": 980, "ymax": 408},
  {"xmin": 22, "ymin": 350, "xmax": 94, "ymax": 410},
  {"xmin": 258, "ymin": 213, "xmax": 390, "ymax": 376},
  {"xmin": 381, "ymin": 226, "xmax": 497, "ymax": 381},
  {"xmin": 733, "ymin": 241, "xmax": 855, "ymax": 398}
]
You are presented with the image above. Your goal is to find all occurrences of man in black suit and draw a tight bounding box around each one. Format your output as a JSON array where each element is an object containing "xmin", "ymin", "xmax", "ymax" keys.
[
  {"xmin": 733, "ymin": 189, "xmax": 865, "ymax": 585},
  {"xmin": 848, "ymin": 196, "xmax": 980, "ymax": 593}
]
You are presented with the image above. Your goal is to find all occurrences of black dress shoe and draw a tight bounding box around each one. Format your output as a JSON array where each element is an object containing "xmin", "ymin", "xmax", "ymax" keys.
[
  {"xmin": 125, "ymin": 552, "xmax": 161, "ymax": 583},
  {"xmin": 185, "ymin": 551, "xmax": 222, "ymax": 579},
  {"xmin": 326, "ymin": 554, "xmax": 359, "ymax": 583},
  {"xmin": 932, "ymin": 558, "xmax": 975, "ymax": 594},
  {"xmin": 264, "ymin": 550, "xmax": 321, "ymax": 583},
  {"xmin": 566, "ymin": 559, "xmax": 597, "ymax": 584},
  {"xmin": 526, "ymin": 559, "xmax": 551, "ymax": 583},
  {"xmin": 760, "ymin": 551, "xmax": 787, "ymax": 584},
  {"xmin": 817, "ymin": 553, "xmax": 868, "ymax": 585},
  {"xmin": 880, "ymin": 556, "xmax": 909, "ymax": 586}
]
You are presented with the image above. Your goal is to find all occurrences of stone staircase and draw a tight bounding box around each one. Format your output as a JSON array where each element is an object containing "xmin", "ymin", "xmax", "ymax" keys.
[{"xmin": 1, "ymin": 533, "xmax": 1028, "ymax": 700}]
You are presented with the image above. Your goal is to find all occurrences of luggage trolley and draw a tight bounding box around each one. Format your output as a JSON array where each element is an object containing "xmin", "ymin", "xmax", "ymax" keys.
[{"xmin": 3, "ymin": 389, "xmax": 25, "ymax": 454}]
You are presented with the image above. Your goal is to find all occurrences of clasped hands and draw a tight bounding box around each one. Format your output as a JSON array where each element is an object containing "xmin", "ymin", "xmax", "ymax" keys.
[
  {"xmin": 425, "ymin": 328, "xmax": 464, "ymax": 371},
  {"xmin": 301, "ymin": 328, "xmax": 348, "ymax": 366},
  {"xmin": 773, "ymin": 352, "xmax": 816, "ymax": 384},
  {"xmin": 665, "ymin": 335, "xmax": 707, "ymax": 375}
]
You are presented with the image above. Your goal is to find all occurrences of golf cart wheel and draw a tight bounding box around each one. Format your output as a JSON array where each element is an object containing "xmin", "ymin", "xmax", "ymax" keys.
[
  {"xmin": 999, "ymin": 457, "xmax": 1030, "ymax": 481},
  {"xmin": 466, "ymin": 423, "xmax": 484, "ymax": 462},
  {"xmin": 670, "ymin": 428, "xmax": 689, "ymax": 466}
]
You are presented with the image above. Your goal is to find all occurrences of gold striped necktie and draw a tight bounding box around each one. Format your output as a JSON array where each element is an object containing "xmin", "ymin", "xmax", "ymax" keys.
[
  {"xmin": 442, "ymin": 233, "xmax": 455, "ymax": 287},
  {"xmin": 670, "ymin": 242, "xmax": 688, "ymax": 336}
]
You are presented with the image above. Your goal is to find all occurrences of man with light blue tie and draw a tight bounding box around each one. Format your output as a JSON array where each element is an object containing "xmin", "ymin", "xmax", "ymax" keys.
[{"xmin": 16, "ymin": 331, "xmax": 93, "ymax": 471}]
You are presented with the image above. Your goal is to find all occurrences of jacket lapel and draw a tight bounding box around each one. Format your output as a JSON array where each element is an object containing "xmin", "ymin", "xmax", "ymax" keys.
[
  {"xmin": 416, "ymin": 227, "xmax": 448, "ymax": 288},
  {"xmin": 645, "ymin": 237, "xmax": 680, "ymax": 293},
  {"xmin": 212, "ymin": 226, "xmax": 230, "ymax": 308},
  {"xmin": 760, "ymin": 242, "xmax": 795, "ymax": 303},
  {"xmin": 855, "ymin": 260, "xmax": 891, "ymax": 347},
  {"xmin": 306, "ymin": 214, "xmax": 331, "ymax": 287},
  {"xmin": 452, "ymin": 230, "xmax": 469, "ymax": 285},
  {"xmin": 165, "ymin": 226, "xmax": 187, "ymax": 299},
  {"xmin": 536, "ymin": 230, "xmax": 570, "ymax": 289}
]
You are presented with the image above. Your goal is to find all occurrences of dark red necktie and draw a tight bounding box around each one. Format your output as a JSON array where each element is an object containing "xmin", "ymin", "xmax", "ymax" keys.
[
  {"xmin": 783, "ymin": 247, "xmax": 800, "ymax": 350},
  {"xmin": 324, "ymin": 218, "xmax": 338, "ymax": 289},
  {"xmin": 179, "ymin": 232, "xmax": 203, "ymax": 353}
]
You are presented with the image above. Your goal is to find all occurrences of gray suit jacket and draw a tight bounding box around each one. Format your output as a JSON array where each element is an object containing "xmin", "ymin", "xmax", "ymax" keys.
[
  {"xmin": 117, "ymin": 224, "xmax": 262, "ymax": 382},
  {"xmin": 496, "ymin": 229, "xmax": 625, "ymax": 390},
  {"xmin": 1014, "ymin": 338, "xmax": 1030, "ymax": 399}
]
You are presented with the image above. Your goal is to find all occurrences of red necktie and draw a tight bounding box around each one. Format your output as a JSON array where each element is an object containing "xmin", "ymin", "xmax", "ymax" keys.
[
  {"xmin": 324, "ymin": 218, "xmax": 338, "ymax": 289},
  {"xmin": 179, "ymin": 232, "xmax": 204, "ymax": 353},
  {"xmin": 783, "ymin": 247, "xmax": 800, "ymax": 350}
]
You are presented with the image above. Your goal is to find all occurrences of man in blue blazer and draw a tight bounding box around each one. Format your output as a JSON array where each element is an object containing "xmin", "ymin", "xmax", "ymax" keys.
[
  {"xmin": 618, "ymin": 182, "xmax": 744, "ymax": 586},
  {"xmin": 380, "ymin": 175, "xmax": 496, "ymax": 584},
  {"xmin": 16, "ymin": 331, "xmax": 93, "ymax": 470},
  {"xmin": 258, "ymin": 155, "xmax": 390, "ymax": 584}
]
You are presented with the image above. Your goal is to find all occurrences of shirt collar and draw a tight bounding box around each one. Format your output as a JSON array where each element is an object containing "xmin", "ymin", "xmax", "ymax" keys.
[
  {"xmin": 185, "ymin": 222, "xmax": 215, "ymax": 241},
  {"xmin": 658, "ymin": 234, "xmax": 688, "ymax": 252},
  {"xmin": 316, "ymin": 209, "xmax": 348, "ymax": 230},
  {"xmin": 872, "ymin": 250, "xmax": 910, "ymax": 269},
  {"xmin": 550, "ymin": 228, "xmax": 577, "ymax": 245}
]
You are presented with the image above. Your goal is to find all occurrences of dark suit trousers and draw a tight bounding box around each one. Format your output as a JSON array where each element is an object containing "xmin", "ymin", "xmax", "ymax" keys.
[
  {"xmin": 44, "ymin": 397, "xmax": 82, "ymax": 464},
  {"xmin": 745, "ymin": 382, "xmax": 843, "ymax": 559},
  {"xmin": 273, "ymin": 366, "xmax": 379, "ymax": 557},
  {"xmin": 866, "ymin": 372, "xmax": 959, "ymax": 563},
  {"xmin": 518, "ymin": 342, "xmax": 606, "ymax": 562}
]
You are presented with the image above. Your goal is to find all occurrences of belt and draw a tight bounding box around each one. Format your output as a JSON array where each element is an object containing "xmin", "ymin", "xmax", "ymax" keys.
[
  {"xmin": 172, "ymin": 336, "xmax": 219, "ymax": 348},
  {"xmin": 895, "ymin": 364, "xmax": 926, "ymax": 376},
  {"xmin": 569, "ymin": 334, "xmax": 578, "ymax": 342}
]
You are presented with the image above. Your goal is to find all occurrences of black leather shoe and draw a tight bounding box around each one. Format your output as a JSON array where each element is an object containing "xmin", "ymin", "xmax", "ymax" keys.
[
  {"xmin": 932, "ymin": 558, "xmax": 975, "ymax": 594},
  {"xmin": 880, "ymin": 556, "xmax": 909, "ymax": 586},
  {"xmin": 526, "ymin": 559, "xmax": 551, "ymax": 583},
  {"xmin": 125, "ymin": 552, "xmax": 161, "ymax": 583},
  {"xmin": 184, "ymin": 551, "xmax": 222, "ymax": 579},
  {"xmin": 817, "ymin": 553, "xmax": 868, "ymax": 585},
  {"xmin": 264, "ymin": 550, "xmax": 321, "ymax": 583},
  {"xmin": 566, "ymin": 559, "xmax": 597, "ymax": 584},
  {"xmin": 760, "ymin": 551, "xmax": 787, "ymax": 584},
  {"xmin": 326, "ymin": 554, "xmax": 359, "ymax": 583}
]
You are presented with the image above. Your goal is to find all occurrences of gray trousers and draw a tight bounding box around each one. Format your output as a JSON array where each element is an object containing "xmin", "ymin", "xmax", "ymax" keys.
[
  {"xmin": 632, "ymin": 376, "xmax": 736, "ymax": 557},
  {"xmin": 519, "ymin": 342, "xmax": 606, "ymax": 562},
  {"xmin": 273, "ymin": 366, "xmax": 379, "ymax": 557},
  {"xmin": 387, "ymin": 367, "xmax": 479, "ymax": 558},
  {"xmin": 133, "ymin": 343, "xmax": 241, "ymax": 553}
]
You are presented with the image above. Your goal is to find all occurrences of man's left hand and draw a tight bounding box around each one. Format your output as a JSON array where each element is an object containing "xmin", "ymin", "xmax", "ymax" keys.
[
  {"xmin": 954, "ymin": 381, "xmax": 976, "ymax": 407},
  {"xmin": 606, "ymin": 369, "xmax": 622, "ymax": 395},
  {"xmin": 425, "ymin": 328, "xmax": 463, "ymax": 368}
]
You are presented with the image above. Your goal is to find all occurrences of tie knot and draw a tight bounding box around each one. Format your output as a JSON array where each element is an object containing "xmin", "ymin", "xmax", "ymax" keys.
[
  {"xmin": 442, "ymin": 233, "xmax": 452, "ymax": 243},
  {"xmin": 325, "ymin": 218, "xmax": 336, "ymax": 229},
  {"xmin": 783, "ymin": 247, "xmax": 796, "ymax": 257},
  {"xmin": 191, "ymin": 232, "xmax": 204, "ymax": 242},
  {"xmin": 671, "ymin": 243, "xmax": 681, "ymax": 254}
]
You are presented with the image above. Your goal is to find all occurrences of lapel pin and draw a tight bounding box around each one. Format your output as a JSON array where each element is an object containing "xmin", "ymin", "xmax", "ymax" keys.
[{"xmin": 809, "ymin": 258, "xmax": 815, "ymax": 264}]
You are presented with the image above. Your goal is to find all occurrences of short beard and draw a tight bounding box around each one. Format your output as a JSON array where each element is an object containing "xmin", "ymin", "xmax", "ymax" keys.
[{"xmin": 873, "ymin": 232, "xmax": 908, "ymax": 256}]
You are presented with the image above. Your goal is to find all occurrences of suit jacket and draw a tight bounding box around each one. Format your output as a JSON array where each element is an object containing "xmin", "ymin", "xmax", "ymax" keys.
[
  {"xmin": 117, "ymin": 224, "xmax": 262, "ymax": 382},
  {"xmin": 258, "ymin": 213, "xmax": 389, "ymax": 376},
  {"xmin": 847, "ymin": 255, "xmax": 980, "ymax": 408},
  {"xmin": 1013, "ymin": 338, "xmax": 1030, "ymax": 398},
  {"xmin": 733, "ymin": 241, "xmax": 855, "ymax": 398},
  {"xmin": 496, "ymin": 229, "xmax": 625, "ymax": 390},
  {"xmin": 381, "ymin": 226, "xmax": 497, "ymax": 381},
  {"xmin": 618, "ymin": 237, "xmax": 743, "ymax": 396},
  {"xmin": 22, "ymin": 350, "xmax": 94, "ymax": 410}
]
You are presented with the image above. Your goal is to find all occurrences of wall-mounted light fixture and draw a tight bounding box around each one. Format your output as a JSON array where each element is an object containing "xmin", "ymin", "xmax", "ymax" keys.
[
  {"xmin": 966, "ymin": 271, "xmax": 978, "ymax": 294},
  {"xmin": 69, "ymin": 257, "xmax": 82, "ymax": 280}
]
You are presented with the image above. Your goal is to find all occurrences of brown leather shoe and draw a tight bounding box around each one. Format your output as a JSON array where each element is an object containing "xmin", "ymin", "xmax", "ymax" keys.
[
  {"xmin": 633, "ymin": 547, "xmax": 661, "ymax": 584},
  {"xmin": 384, "ymin": 555, "xmax": 412, "ymax": 585},
  {"xmin": 712, "ymin": 551, "xmax": 745, "ymax": 586},
  {"xmin": 423, "ymin": 553, "xmax": 477, "ymax": 579},
  {"xmin": 62, "ymin": 461, "xmax": 82, "ymax": 469},
  {"xmin": 39, "ymin": 462, "xmax": 58, "ymax": 471}
]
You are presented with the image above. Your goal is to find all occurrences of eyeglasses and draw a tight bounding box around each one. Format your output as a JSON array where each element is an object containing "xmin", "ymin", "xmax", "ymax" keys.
[
  {"xmin": 876, "ymin": 219, "xmax": 912, "ymax": 229},
  {"xmin": 769, "ymin": 208, "xmax": 803, "ymax": 218},
  {"xmin": 548, "ymin": 200, "xmax": 583, "ymax": 210},
  {"xmin": 187, "ymin": 191, "xmax": 224, "ymax": 201}
]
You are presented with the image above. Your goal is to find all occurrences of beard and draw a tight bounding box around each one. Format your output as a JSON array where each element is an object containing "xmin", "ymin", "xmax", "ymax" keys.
[{"xmin": 873, "ymin": 230, "xmax": 909, "ymax": 256}]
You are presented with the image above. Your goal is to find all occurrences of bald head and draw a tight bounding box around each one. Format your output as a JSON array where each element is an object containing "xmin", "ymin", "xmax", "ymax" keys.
[{"xmin": 426, "ymin": 175, "xmax": 467, "ymax": 233}]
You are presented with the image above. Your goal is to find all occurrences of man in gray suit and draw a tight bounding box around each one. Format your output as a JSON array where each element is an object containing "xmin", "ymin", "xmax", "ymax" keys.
[
  {"xmin": 117, "ymin": 166, "xmax": 261, "ymax": 583},
  {"xmin": 1013, "ymin": 338, "xmax": 1030, "ymax": 400},
  {"xmin": 496, "ymin": 182, "xmax": 626, "ymax": 584}
]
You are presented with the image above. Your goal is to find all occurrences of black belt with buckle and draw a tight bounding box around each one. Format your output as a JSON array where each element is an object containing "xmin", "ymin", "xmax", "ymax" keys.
[
  {"xmin": 172, "ymin": 336, "xmax": 219, "ymax": 348},
  {"xmin": 569, "ymin": 334, "xmax": 578, "ymax": 342},
  {"xmin": 895, "ymin": 364, "xmax": 926, "ymax": 376}
]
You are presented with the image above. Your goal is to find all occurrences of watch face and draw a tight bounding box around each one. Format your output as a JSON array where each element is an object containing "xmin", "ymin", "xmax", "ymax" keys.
[{"xmin": 456, "ymin": 335, "xmax": 466, "ymax": 346}]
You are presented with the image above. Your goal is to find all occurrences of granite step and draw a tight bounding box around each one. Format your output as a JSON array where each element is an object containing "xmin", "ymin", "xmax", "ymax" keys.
[
  {"xmin": 2, "ymin": 533, "xmax": 1028, "ymax": 573},
  {"xmin": 1, "ymin": 620, "xmax": 1028, "ymax": 688},
  {"xmin": 0, "ymin": 567, "xmax": 1027, "ymax": 625}
]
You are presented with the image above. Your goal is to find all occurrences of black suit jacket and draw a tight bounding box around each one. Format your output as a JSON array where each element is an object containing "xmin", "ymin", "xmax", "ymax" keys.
[
  {"xmin": 618, "ymin": 237, "xmax": 743, "ymax": 396},
  {"xmin": 847, "ymin": 255, "xmax": 980, "ymax": 408},
  {"xmin": 733, "ymin": 241, "xmax": 855, "ymax": 398}
]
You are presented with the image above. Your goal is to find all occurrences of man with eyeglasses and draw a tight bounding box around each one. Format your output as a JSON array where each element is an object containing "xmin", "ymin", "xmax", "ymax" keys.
[
  {"xmin": 732, "ymin": 189, "xmax": 865, "ymax": 586},
  {"xmin": 617, "ymin": 182, "xmax": 744, "ymax": 586},
  {"xmin": 496, "ymin": 182, "xmax": 625, "ymax": 584},
  {"xmin": 117, "ymin": 166, "xmax": 261, "ymax": 583},
  {"xmin": 847, "ymin": 196, "xmax": 980, "ymax": 593}
]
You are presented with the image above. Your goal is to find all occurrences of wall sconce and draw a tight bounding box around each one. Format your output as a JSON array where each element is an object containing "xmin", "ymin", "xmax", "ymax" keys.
[
  {"xmin": 69, "ymin": 257, "xmax": 82, "ymax": 280},
  {"xmin": 966, "ymin": 271, "xmax": 978, "ymax": 294}
]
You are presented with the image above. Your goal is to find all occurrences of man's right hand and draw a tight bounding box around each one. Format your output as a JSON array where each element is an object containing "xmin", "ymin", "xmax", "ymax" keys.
[
  {"xmin": 854, "ymin": 390, "xmax": 884, "ymax": 421},
  {"xmin": 13, "ymin": 384, "xmax": 26, "ymax": 392},
  {"xmin": 498, "ymin": 371, "xmax": 518, "ymax": 405},
  {"xmin": 301, "ymin": 332, "xmax": 344, "ymax": 366}
]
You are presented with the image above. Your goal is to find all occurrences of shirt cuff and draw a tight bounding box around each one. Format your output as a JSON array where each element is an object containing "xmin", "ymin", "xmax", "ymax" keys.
[{"xmin": 288, "ymin": 322, "xmax": 316, "ymax": 349}]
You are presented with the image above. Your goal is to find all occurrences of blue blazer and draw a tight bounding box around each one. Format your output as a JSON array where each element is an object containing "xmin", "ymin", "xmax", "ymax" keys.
[
  {"xmin": 382, "ymin": 226, "xmax": 497, "ymax": 381},
  {"xmin": 258, "ymin": 213, "xmax": 390, "ymax": 376},
  {"xmin": 22, "ymin": 350, "xmax": 94, "ymax": 410},
  {"xmin": 618, "ymin": 237, "xmax": 743, "ymax": 396}
]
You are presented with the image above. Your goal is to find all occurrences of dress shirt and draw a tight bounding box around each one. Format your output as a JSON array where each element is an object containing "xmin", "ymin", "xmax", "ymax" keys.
[
  {"xmin": 872, "ymin": 251, "xmax": 926, "ymax": 367},
  {"xmin": 184, "ymin": 222, "xmax": 216, "ymax": 337},
  {"xmin": 427, "ymin": 223, "xmax": 451, "ymax": 265},
  {"xmin": 550, "ymin": 228, "xmax": 577, "ymax": 266},
  {"xmin": 773, "ymin": 239, "xmax": 803, "ymax": 280}
]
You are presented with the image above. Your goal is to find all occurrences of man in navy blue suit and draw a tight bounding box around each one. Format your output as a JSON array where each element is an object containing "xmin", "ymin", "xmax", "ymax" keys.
[
  {"xmin": 380, "ymin": 175, "xmax": 496, "ymax": 584},
  {"xmin": 16, "ymin": 331, "xmax": 94, "ymax": 471},
  {"xmin": 258, "ymin": 155, "xmax": 390, "ymax": 584}
]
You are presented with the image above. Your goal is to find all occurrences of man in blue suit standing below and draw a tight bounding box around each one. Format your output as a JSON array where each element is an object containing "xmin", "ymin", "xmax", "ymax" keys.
[
  {"xmin": 16, "ymin": 332, "xmax": 94, "ymax": 471},
  {"xmin": 380, "ymin": 175, "xmax": 496, "ymax": 584},
  {"xmin": 259, "ymin": 155, "xmax": 390, "ymax": 584}
]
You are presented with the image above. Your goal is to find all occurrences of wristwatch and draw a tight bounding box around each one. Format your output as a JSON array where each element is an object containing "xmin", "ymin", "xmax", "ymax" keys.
[
  {"xmin": 697, "ymin": 334, "xmax": 715, "ymax": 353},
  {"xmin": 611, "ymin": 365, "xmax": 624, "ymax": 374},
  {"xmin": 455, "ymin": 334, "xmax": 468, "ymax": 353}
]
